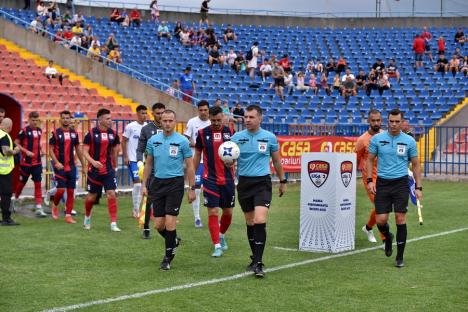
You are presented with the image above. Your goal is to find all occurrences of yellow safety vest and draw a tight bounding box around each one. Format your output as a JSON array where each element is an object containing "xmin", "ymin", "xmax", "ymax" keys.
[{"xmin": 0, "ymin": 129, "xmax": 14, "ymax": 175}]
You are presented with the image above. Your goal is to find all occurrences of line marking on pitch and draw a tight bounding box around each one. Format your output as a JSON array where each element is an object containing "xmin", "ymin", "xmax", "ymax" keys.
[
  {"xmin": 42, "ymin": 227, "xmax": 468, "ymax": 312},
  {"xmin": 273, "ymin": 246, "xmax": 299, "ymax": 251}
]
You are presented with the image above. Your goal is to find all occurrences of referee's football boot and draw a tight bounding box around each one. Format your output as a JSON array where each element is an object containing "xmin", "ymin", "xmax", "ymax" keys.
[
  {"xmin": 253, "ymin": 262, "xmax": 265, "ymax": 278},
  {"xmin": 395, "ymin": 258, "xmax": 404, "ymax": 268},
  {"xmin": 175, "ymin": 236, "xmax": 182, "ymax": 247},
  {"xmin": 246, "ymin": 255, "xmax": 255, "ymax": 271},
  {"xmin": 142, "ymin": 228, "xmax": 151, "ymax": 239},
  {"xmin": 385, "ymin": 233, "xmax": 394, "ymax": 257},
  {"xmin": 160, "ymin": 255, "xmax": 174, "ymax": 271}
]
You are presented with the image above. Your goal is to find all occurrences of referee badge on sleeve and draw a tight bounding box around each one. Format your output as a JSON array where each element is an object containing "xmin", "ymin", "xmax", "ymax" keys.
[{"xmin": 169, "ymin": 145, "xmax": 179, "ymax": 157}]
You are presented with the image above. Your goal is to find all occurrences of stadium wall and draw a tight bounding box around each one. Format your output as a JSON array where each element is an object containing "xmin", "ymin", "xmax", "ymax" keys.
[
  {"xmin": 1, "ymin": 1, "xmax": 467, "ymax": 28},
  {"xmin": 0, "ymin": 17, "xmax": 197, "ymax": 120}
]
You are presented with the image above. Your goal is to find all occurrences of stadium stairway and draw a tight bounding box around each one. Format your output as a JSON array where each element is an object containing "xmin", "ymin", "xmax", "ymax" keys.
[{"xmin": 0, "ymin": 37, "xmax": 139, "ymax": 120}]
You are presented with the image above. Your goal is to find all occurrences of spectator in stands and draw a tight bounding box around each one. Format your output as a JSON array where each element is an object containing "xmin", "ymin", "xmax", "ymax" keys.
[
  {"xmin": 284, "ymin": 71, "xmax": 294, "ymax": 96},
  {"xmin": 62, "ymin": 10, "xmax": 72, "ymax": 26},
  {"xmin": 150, "ymin": 0, "xmax": 160, "ymax": 22},
  {"xmin": 332, "ymin": 74, "xmax": 341, "ymax": 92},
  {"xmin": 461, "ymin": 56, "xmax": 468, "ymax": 77},
  {"xmin": 222, "ymin": 101, "xmax": 231, "ymax": 116},
  {"xmin": 372, "ymin": 58, "xmax": 385, "ymax": 74},
  {"xmin": 30, "ymin": 16, "xmax": 43, "ymax": 34},
  {"xmin": 37, "ymin": 1, "xmax": 47, "ymax": 17},
  {"xmin": 413, "ymin": 34, "xmax": 425, "ymax": 68},
  {"xmin": 87, "ymin": 42, "xmax": 101, "ymax": 61},
  {"xmin": 44, "ymin": 60, "xmax": 67, "ymax": 85},
  {"xmin": 247, "ymin": 42, "xmax": 259, "ymax": 82},
  {"xmin": 23, "ymin": 0, "xmax": 31, "ymax": 10},
  {"xmin": 80, "ymin": 35, "xmax": 90, "ymax": 50},
  {"xmin": 305, "ymin": 60, "xmax": 315, "ymax": 75},
  {"xmin": 174, "ymin": 21, "xmax": 183, "ymax": 39},
  {"xmin": 355, "ymin": 69, "xmax": 367, "ymax": 92},
  {"xmin": 71, "ymin": 22, "xmax": 83, "ymax": 36},
  {"xmin": 63, "ymin": 26, "xmax": 73, "ymax": 44},
  {"xmin": 110, "ymin": 8, "xmax": 124, "ymax": 24},
  {"xmin": 437, "ymin": 36, "xmax": 446, "ymax": 55},
  {"xmin": 166, "ymin": 80, "xmax": 179, "ymax": 97},
  {"xmin": 454, "ymin": 27, "xmax": 465, "ymax": 46},
  {"xmin": 421, "ymin": 26, "xmax": 434, "ymax": 62},
  {"xmin": 214, "ymin": 99, "xmax": 222, "ymax": 107},
  {"xmin": 199, "ymin": 0, "xmax": 210, "ymax": 27},
  {"xmin": 341, "ymin": 68, "xmax": 355, "ymax": 82},
  {"xmin": 260, "ymin": 59, "xmax": 272, "ymax": 82},
  {"xmin": 366, "ymin": 69, "xmax": 378, "ymax": 96},
  {"xmin": 377, "ymin": 71, "xmax": 390, "ymax": 96},
  {"xmin": 158, "ymin": 21, "xmax": 171, "ymax": 41},
  {"xmin": 180, "ymin": 27, "xmax": 192, "ymax": 46},
  {"xmin": 449, "ymin": 54, "xmax": 460, "ymax": 77},
  {"xmin": 278, "ymin": 54, "xmax": 291, "ymax": 73},
  {"xmin": 223, "ymin": 24, "xmax": 237, "ymax": 43},
  {"xmin": 208, "ymin": 45, "xmax": 225, "ymax": 68},
  {"xmin": 108, "ymin": 46, "xmax": 122, "ymax": 64},
  {"xmin": 308, "ymin": 74, "xmax": 318, "ymax": 95},
  {"xmin": 70, "ymin": 34, "xmax": 82, "ymax": 51},
  {"xmin": 104, "ymin": 33, "xmax": 118, "ymax": 54},
  {"xmin": 454, "ymin": 47, "xmax": 463, "ymax": 60},
  {"xmin": 271, "ymin": 62, "xmax": 285, "ymax": 101},
  {"xmin": 180, "ymin": 66, "xmax": 195, "ymax": 103},
  {"xmin": 90, "ymin": 36, "xmax": 101, "ymax": 48},
  {"xmin": 232, "ymin": 103, "xmax": 245, "ymax": 124},
  {"xmin": 232, "ymin": 52, "xmax": 245, "ymax": 74},
  {"xmin": 53, "ymin": 28, "xmax": 64, "ymax": 45},
  {"xmin": 72, "ymin": 12, "xmax": 86, "ymax": 26},
  {"xmin": 315, "ymin": 60, "xmax": 324, "ymax": 74},
  {"xmin": 434, "ymin": 54, "xmax": 449, "ymax": 76},
  {"xmin": 387, "ymin": 59, "xmax": 401, "ymax": 83},
  {"xmin": 120, "ymin": 9, "xmax": 130, "ymax": 27},
  {"xmin": 226, "ymin": 48, "xmax": 237, "ymax": 67},
  {"xmin": 336, "ymin": 55, "xmax": 347, "ymax": 74},
  {"xmin": 341, "ymin": 70, "xmax": 356, "ymax": 98},
  {"xmin": 193, "ymin": 28, "xmax": 206, "ymax": 47},
  {"xmin": 204, "ymin": 32, "xmax": 218, "ymax": 51},
  {"xmin": 130, "ymin": 8, "xmax": 141, "ymax": 27},
  {"xmin": 319, "ymin": 73, "xmax": 331, "ymax": 96},
  {"xmin": 326, "ymin": 58, "xmax": 337, "ymax": 75}
]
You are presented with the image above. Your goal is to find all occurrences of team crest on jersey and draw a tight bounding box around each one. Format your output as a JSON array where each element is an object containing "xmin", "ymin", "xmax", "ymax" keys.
[
  {"xmin": 258, "ymin": 142, "xmax": 267, "ymax": 153},
  {"xmin": 223, "ymin": 133, "xmax": 231, "ymax": 140},
  {"xmin": 64, "ymin": 132, "xmax": 70, "ymax": 139},
  {"xmin": 214, "ymin": 133, "xmax": 222, "ymax": 141},
  {"xmin": 157, "ymin": 129, "xmax": 163, "ymax": 135},
  {"xmin": 340, "ymin": 161, "xmax": 353, "ymax": 188},
  {"xmin": 109, "ymin": 134, "xmax": 114, "ymax": 140},
  {"xmin": 308, "ymin": 160, "xmax": 329, "ymax": 188},
  {"xmin": 101, "ymin": 133, "xmax": 108, "ymax": 140}
]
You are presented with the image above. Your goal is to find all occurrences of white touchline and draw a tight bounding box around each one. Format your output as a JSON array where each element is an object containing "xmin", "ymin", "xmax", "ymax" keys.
[
  {"xmin": 43, "ymin": 227, "xmax": 468, "ymax": 312},
  {"xmin": 273, "ymin": 246, "xmax": 298, "ymax": 251}
]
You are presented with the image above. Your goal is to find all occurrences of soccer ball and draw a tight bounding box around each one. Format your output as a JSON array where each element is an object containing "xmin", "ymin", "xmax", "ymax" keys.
[{"xmin": 218, "ymin": 141, "xmax": 240, "ymax": 162}]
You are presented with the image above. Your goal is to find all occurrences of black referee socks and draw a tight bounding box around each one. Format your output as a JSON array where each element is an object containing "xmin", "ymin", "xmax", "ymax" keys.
[
  {"xmin": 165, "ymin": 230, "xmax": 177, "ymax": 258},
  {"xmin": 396, "ymin": 224, "xmax": 407, "ymax": 260},
  {"xmin": 158, "ymin": 228, "xmax": 167, "ymax": 238},
  {"xmin": 377, "ymin": 223, "xmax": 391, "ymax": 240},
  {"xmin": 247, "ymin": 224, "xmax": 255, "ymax": 255},
  {"xmin": 253, "ymin": 223, "xmax": 267, "ymax": 264}
]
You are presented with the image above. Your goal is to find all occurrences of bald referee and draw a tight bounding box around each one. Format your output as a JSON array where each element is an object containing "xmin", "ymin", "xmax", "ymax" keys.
[
  {"xmin": 367, "ymin": 108, "xmax": 422, "ymax": 268},
  {"xmin": 230, "ymin": 105, "xmax": 287, "ymax": 278}
]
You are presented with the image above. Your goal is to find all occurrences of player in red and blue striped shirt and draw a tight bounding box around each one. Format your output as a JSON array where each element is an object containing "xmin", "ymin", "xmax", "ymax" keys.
[
  {"xmin": 194, "ymin": 106, "xmax": 235, "ymax": 257},
  {"xmin": 49, "ymin": 110, "xmax": 85, "ymax": 223},
  {"xmin": 82, "ymin": 108, "xmax": 121, "ymax": 232},
  {"xmin": 14, "ymin": 111, "xmax": 46, "ymax": 217}
]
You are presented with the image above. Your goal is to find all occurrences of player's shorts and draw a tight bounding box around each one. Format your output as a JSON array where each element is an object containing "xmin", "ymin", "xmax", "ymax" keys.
[
  {"xmin": 195, "ymin": 163, "xmax": 204, "ymax": 187},
  {"xmin": 19, "ymin": 164, "xmax": 42, "ymax": 183},
  {"xmin": 127, "ymin": 161, "xmax": 140, "ymax": 182},
  {"xmin": 414, "ymin": 53, "xmax": 423, "ymax": 61},
  {"xmin": 203, "ymin": 178, "xmax": 235, "ymax": 209},
  {"xmin": 54, "ymin": 167, "xmax": 77, "ymax": 189},
  {"xmin": 86, "ymin": 170, "xmax": 117, "ymax": 194},
  {"xmin": 375, "ymin": 176, "xmax": 409, "ymax": 214},
  {"xmin": 237, "ymin": 175, "xmax": 272, "ymax": 213},
  {"xmin": 150, "ymin": 176, "xmax": 184, "ymax": 217}
]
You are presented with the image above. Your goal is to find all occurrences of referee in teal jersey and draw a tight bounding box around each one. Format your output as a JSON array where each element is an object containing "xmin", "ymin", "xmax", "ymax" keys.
[
  {"xmin": 142, "ymin": 110, "xmax": 196, "ymax": 271},
  {"xmin": 367, "ymin": 109, "xmax": 422, "ymax": 268},
  {"xmin": 230, "ymin": 105, "xmax": 287, "ymax": 278}
]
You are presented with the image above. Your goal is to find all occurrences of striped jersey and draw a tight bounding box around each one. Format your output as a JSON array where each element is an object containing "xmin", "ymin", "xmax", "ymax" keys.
[
  {"xmin": 49, "ymin": 127, "xmax": 80, "ymax": 172},
  {"xmin": 17, "ymin": 126, "xmax": 42, "ymax": 166},
  {"xmin": 83, "ymin": 127, "xmax": 120, "ymax": 175}
]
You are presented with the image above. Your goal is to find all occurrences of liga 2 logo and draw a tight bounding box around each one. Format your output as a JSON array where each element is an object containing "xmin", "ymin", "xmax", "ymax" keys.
[
  {"xmin": 308, "ymin": 160, "xmax": 329, "ymax": 188},
  {"xmin": 340, "ymin": 161, "xmax": 353, "ymax": 187}
]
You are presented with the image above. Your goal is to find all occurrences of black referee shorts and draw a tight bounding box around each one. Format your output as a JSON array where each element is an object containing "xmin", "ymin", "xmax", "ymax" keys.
[
  {"xmin": 237, "ymin": 175, "xmax": 272, "ymax": 213},
  {"xmin": 375, "ymin": 176, "xmax": 409, "ymax": 214},
  {"xmin": 150, "ymin": 176, "xmax": 185, "ymax": 217}
]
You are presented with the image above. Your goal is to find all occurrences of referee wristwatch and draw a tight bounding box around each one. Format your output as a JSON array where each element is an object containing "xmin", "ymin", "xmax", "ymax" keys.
[
  {"xmin": 415, "ymin": 186, "xmax": 423, "ymax": 191},
  {"xmin": 280, "ymin": 179, "xmax": 288, "ymax": 184}
]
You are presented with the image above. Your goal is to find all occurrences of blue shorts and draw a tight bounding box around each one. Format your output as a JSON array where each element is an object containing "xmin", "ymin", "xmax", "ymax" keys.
[
  {"xmin": 19, "ymin": 164, "xmax": 42, "ymax": 183},
  {"xmin": 127, "ymin": 161, "xmax": 140, "ymax": 182},
  {"xmin": 54, "ymin": 167, "xmax": 77, "ymax": 189},
  {"xmin": 87, "ymin": 170, "xmax": 117, "ymax": 194},
  {"xmin": 195, "ymin": 163, "xmax": 204, "ymax": 186},
  {"xmin": 203, "ymin": 179, "xmax": 235, "ymax": 209}
]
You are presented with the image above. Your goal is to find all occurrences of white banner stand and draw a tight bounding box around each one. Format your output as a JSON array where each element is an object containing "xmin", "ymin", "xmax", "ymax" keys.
[{"xmin": 299, "ymin": 152, "xmax": 356, "ymax": 253}]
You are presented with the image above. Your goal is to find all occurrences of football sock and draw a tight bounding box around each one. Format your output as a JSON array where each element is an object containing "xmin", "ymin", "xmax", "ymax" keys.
[
  {"xmin": 219, "ymin": 213, "xmax": 232, "ymax": 234},
  {"xmin": 65, "ymin": 188, "xmax": 75, "ymax": 215},
  {"xmin": 165, "ymin": 230, "xmax": 176, "ymax": 258},
  {"xmin": 247, "ymin": 224, "xmax": 255, "ymax": 255},
  {"xmin": 53, "ymin": 188, "xmax": 65, "ymax": 206},
  {"xmin": 15, "ymin": 181, "xmax": 26, "ymax": 199},
  {"xmin": 158, "ymin": 228, "xmax": 167, "ymax": 238},
  {"xmin": 377, "ymin": 223, "xmax": 391, "ymax": 240},
  {"xmin": 192, "ymin": 189, "xmax": 201, "ymax": 220},
  {"xmin": 84, "ymin": 198, "xmax": 94, "ymax": 217},
  {"xmin": 34, "ymin": 182, "xmax": 42, "ymax": 206},
  {"xmin": 396, "ymin": 224, "xmax": 407, "ymax": 260},
  {"xmin": 253, "ymin": 223, "xmax": 267, "ymax": 264},
  {"xmin": 132, "ymin": 183, "xmax": 142, "ymax": 211},
  {"xmin": 208, "ymin": 215, "xmax": 220, "ymax": 245},
  {"xmin": 107, "ymin": 197, "xmax": 117, "ymax": 222}
]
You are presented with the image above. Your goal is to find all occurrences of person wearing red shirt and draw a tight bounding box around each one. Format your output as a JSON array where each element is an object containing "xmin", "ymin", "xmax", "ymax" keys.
[
  {"xmin": 130, "ymin": 9, "xmax": 141, "ymax": 27},
  {"xmin": 413, "ymin": 34, "xmax": 425, "ymax": 68},
  {"xmin": 437, "ymin": 36, "xmax": 446, "ymax": 55},
  {"xmin": 421, "ymin": 27, "xmax": 433, "ymax": 62},
  {"xmin": 278, "ymin": 54, "xmax": 291, "ymax": 73}
]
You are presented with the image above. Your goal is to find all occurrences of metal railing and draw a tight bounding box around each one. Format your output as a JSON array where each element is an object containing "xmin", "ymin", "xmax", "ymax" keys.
[{"xmin": 0, "ymin": 9, "xmax": 200, "ymax": 105}]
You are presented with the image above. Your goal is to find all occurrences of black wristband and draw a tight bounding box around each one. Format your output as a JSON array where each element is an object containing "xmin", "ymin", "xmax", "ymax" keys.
[
  {"xmin": 280, "ymin": 179, "xmax": 288, "ymax": 184},
  {"xmin": 366, "ymin": 178, "xmax": 373, "ymax": 184},
  {"xmin": 415, "ymin": 186, "xmax": 423, "ymax": 191}
]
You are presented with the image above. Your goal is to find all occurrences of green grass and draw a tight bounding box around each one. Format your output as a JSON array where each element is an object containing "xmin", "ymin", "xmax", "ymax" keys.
[{"xmin": 1, "ymin": 180, "xmax": 467, "ymax": 312}]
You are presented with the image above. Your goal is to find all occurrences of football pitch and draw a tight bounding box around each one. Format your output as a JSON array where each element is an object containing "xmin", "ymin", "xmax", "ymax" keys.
[{"xmin": 1, "ymin": 180, "xmax": 467, "ymax": 312}]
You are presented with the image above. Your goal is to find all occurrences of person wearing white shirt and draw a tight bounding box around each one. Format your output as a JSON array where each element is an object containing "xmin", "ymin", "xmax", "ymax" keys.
[
  {"xmin": 247, "ymin": 42, "xmax": 259, "ymax": 81},
  {"xmin": 44, "ymin": 60, "xmax": 67, "ymax": 85},
  {"xmin": 226, "ymin": 48, "xmax": 237, "ymax": 66},
  {"xmin": 341, "ymin": 69, "xmax": 355, "ymax": 82},
  {"xmin": 122, "ymin": 105, "xmax": 148, "ymax": 218},
  {"xmin": 260, "ymin": 59, "xmax": 272, "ymax": 82},
  {"xmin": 184, "ymin": 101, "xmax": 211, "ymax": 228},
  {"xmin": 70, "ymin": 35, "xmax": 81, "ymax": 51}
]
